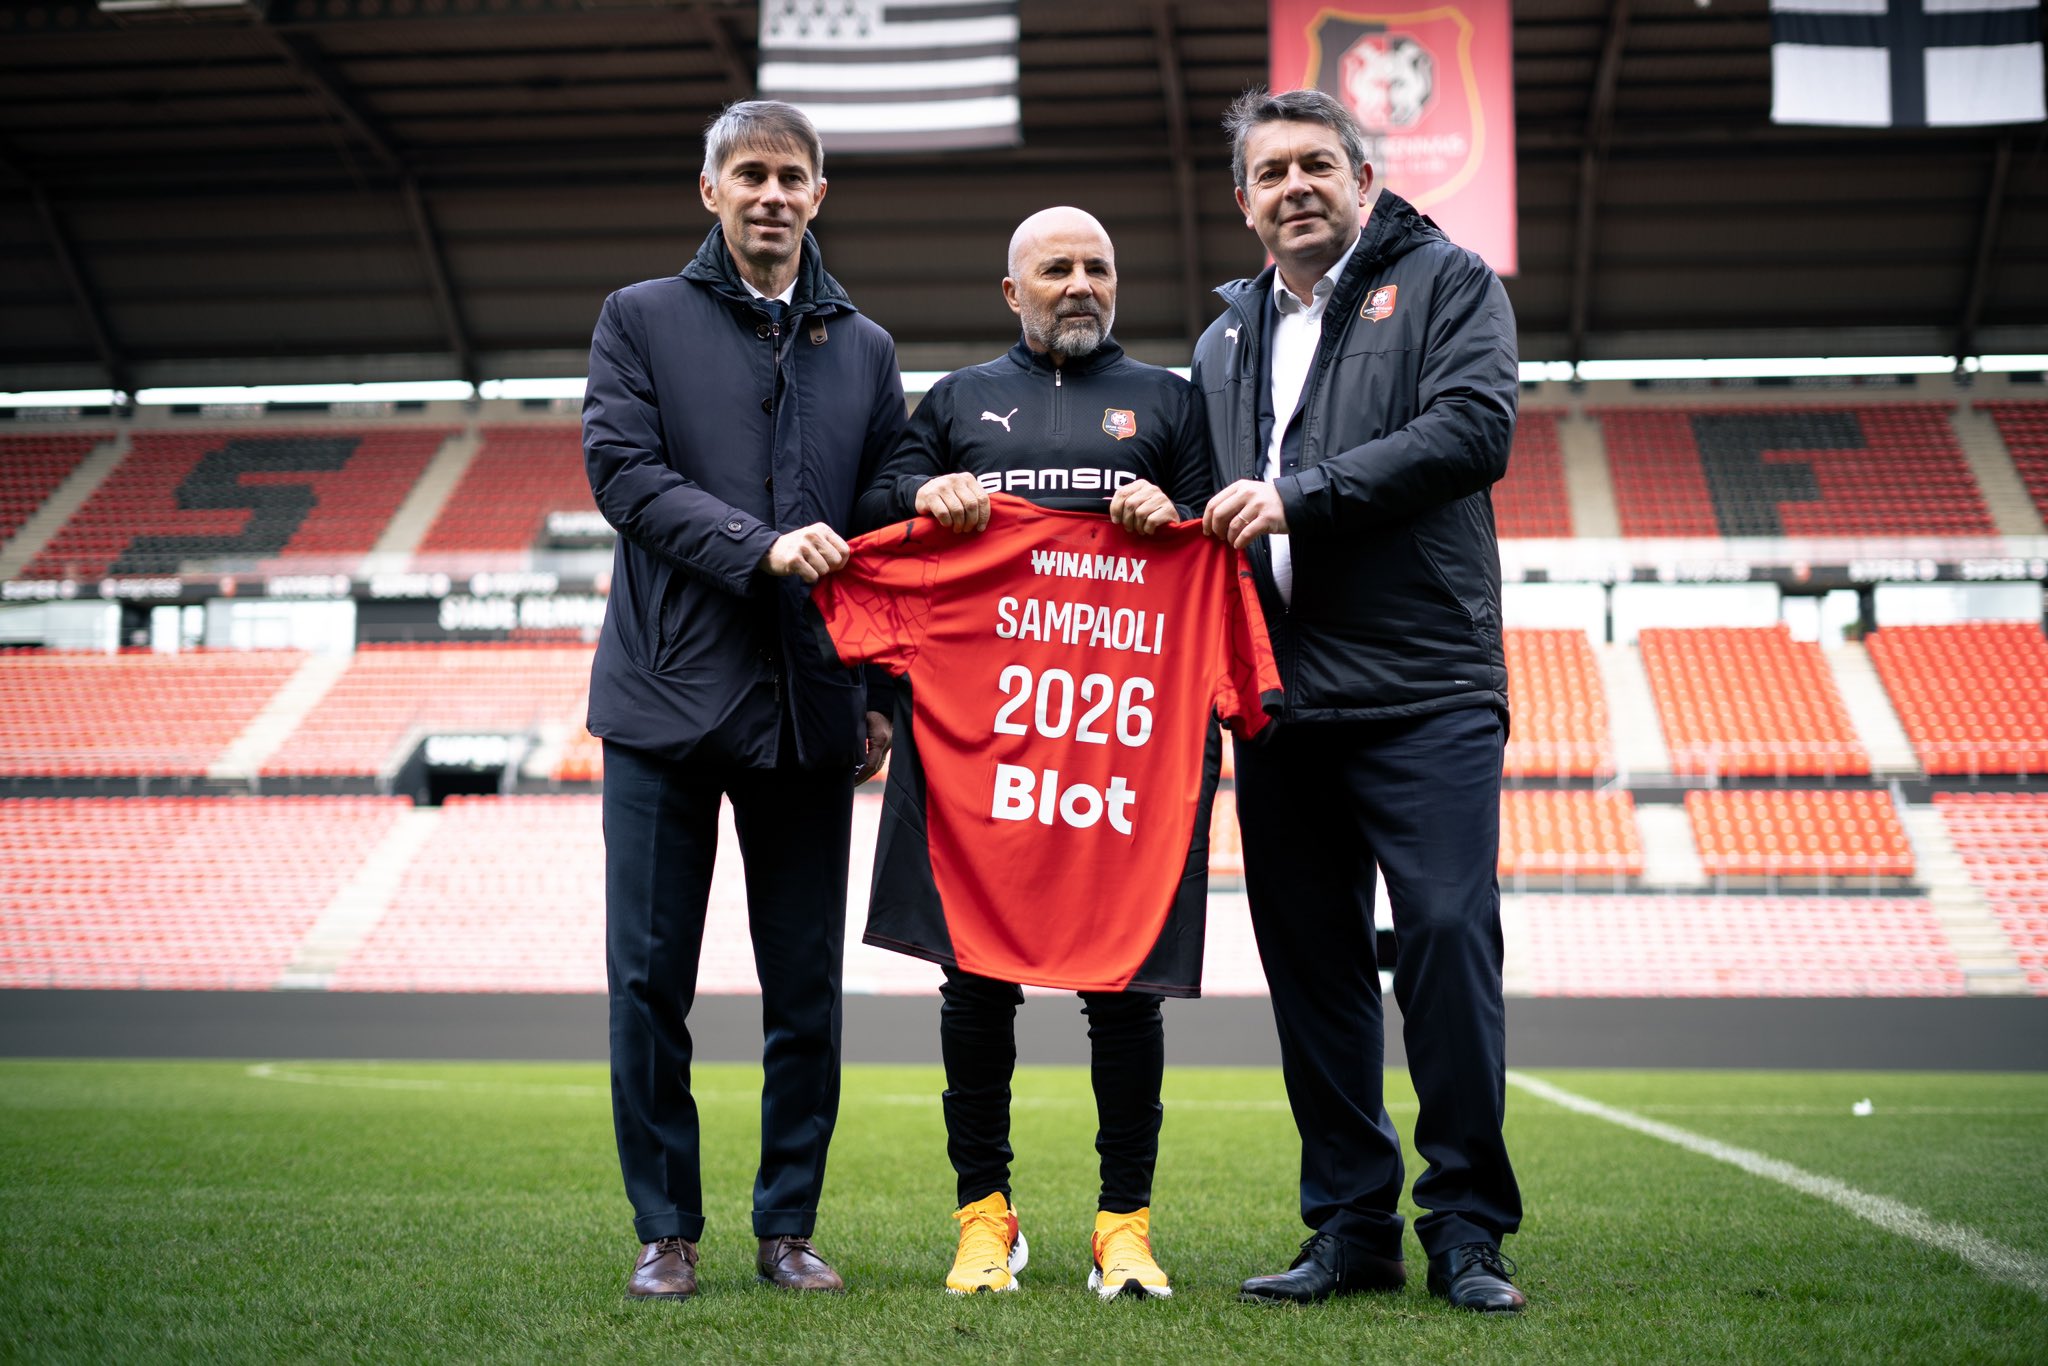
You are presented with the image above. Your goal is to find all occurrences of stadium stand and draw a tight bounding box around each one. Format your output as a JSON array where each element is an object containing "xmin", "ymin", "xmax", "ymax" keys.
[
  {"xmin": 1503, "ymin": 627, "xmax": 1612, "ymax": 777},
  {"xmin": 416, "ymin": 424, "xmax": 596, "ymax": 554},
  {"xmin": 1937, "ymin": 793, "xmax": 2048, "ymax": 993},
  {"xmin": 0, "ymin": 432, "xmax": 106, "ymax": 547},
  {"xmin": 1492, "ymin": 410, "xmax": 1571, "ymax": 538},
  {"xmin": 330, "ymin": 795, "xmax": 608, "ymax": 993},
  {"xmin": 22, "ymin": 428, "xmax": 451, "ymax": 579},
  {"xmin": 260, "ymin": 642, "xmax": 594, "ymax": 777},
  {"xmin": 1500, "ymin": 790, "xmax": 1642, "ymax": 880},
  {"xmin": 0, "ymin": 795, "xmax": 407, "ymax": 989},
  {"xmin": 1509, "ymin": 895, "xmax": 1965, "ymax": 995},
  {"xmin": 1865, "ymin": 621, "xmax": 2048, "ymax": 775},
  {"xmin": 1685, "ymin": 789, "xmax": 1915, "ymax": 879},
  {"xmin": 553, "ymin": 725, "xmax": 603, "ymax": 783},
  {"xmin": 1639, "ymin": 625, "xmax": 1868, "ymax": 777},
  {"xmin": 1596, "ymin": 404, "xmax": 1992, "ymax": 537},
  {"xmin": 0, "ymin": 648, "xmax": 303, "ymax": 777},
  {"xmin": 1977, "ymin": 400, "xmax": 2048, "ymax": 524}
]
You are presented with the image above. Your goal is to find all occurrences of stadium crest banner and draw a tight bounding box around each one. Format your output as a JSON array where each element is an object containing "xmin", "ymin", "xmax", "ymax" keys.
[
  {"xmin": 757, "ymin": 0, "xmax": 1022, "ymax": 152},
  {"xmin": 1269, "ymin": 0, "xmax": 1518, "ymax": 276},
  {"xmin": 1770, "ymin": 1, "xmax": 2047, "ymax": 128}
]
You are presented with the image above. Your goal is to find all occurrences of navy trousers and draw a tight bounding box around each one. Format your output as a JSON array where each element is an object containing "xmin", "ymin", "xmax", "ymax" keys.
[
  {"xmin": 602, "ymin": 736, "xmax": 854, "ymax": 1243},
  {"xmin": 1232, "ymin": 704, "xmax": 1521, "ymax": 1259},
  {"xmin": 938, "ymin": 966, "xmax": 1165, "ymax": 1214}
]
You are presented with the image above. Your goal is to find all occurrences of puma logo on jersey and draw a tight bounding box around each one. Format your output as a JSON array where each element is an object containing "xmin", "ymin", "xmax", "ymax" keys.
[
  {"xmin": 1028, "ymin": 549, "xmax": 1147, "ymax": 584},
  {"xmin": 981, "ymin": 407, "xmax": 1018, "ymax": 432}
]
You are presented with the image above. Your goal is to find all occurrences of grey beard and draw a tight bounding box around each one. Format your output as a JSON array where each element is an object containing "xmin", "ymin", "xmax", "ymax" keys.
[{"xmin": 1046, "ymin": 314, "xmax": 1108, "ymax": 360}]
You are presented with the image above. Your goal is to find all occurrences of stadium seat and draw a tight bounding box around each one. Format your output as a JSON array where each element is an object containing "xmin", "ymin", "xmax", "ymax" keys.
[
  {"xmin": 0, "ymin": 649, "xmax": 304, "ymax": 777},
  {"xmin": 0, "ymin": 796, "xmax": 406, "ymax": 990},
  {"xmin": 24, "ymin": 428, "xmax": 452, "ymax": 580},
  {"xmin": 261, "ymin": 642, "xmax": 595, "ymax": 777},
  {"xmin": 1500, "ymin": 789, "xmax": 1642, "ymax": 880},
  {"xmin": 0, "ymin": 433, "xmax": 107, "ymax": 548},
  {"xmin": 1595, "ymin": 404, "xmax": 1991, "ymax": 537},
  {"xmin": 1977, "ymin": 400, "xmax": 2048, "ymax": 525},
  {"xmin": 1935, "ymin": 793, "xmax": 2048, "ymax": 994},
  {"xmin": 1684, "ymin": 789, "xmax": 1915, "ymax": 879},
  {"xmin": 1639, "ymin": 625, "xmax": 1868, "ymax": 777},
  {"xmin": 1504, "ymin": 628, "xmax": 1613, "ymax": 777},
  {"xmin": 417, "ymin": 424, "xmax": 599, "ymax": 554},
  {"xmin": 1866, "ymin": 623, "xmax": 2048, "ymax": 776},
  {"xmin": 1493, "ymin": 410, "xmax": 1573, "ymax": 538},
  {"xmin": 330, "ymin": 795, "xmax": 610, "ymax": 993},
  {"xmin": 1509, "ymin": 895, "xmax": 1965, "ymax": 996}
]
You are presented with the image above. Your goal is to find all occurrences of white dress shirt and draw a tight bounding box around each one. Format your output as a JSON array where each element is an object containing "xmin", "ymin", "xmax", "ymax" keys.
[{"xmin": 1265, "ymin": 230, "xmax": 1362, "ymax": 606}]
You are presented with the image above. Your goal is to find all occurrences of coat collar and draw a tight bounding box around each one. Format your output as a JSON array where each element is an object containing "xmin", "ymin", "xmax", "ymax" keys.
[
  {"xmin": 1005, "ymin": 336, "xmax": 1126, "ymax": 377},
  {"xmin": 679, "ymin": 223, "xmax": 856, "ymax": 316},
  {"xmin": 1214, "ymin": 188, "xmax": 1440, "ymax": 316}
]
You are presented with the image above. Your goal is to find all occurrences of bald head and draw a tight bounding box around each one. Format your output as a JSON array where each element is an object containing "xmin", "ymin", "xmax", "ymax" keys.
[
  {"xmin": 1003, "ymin": 206, "xmax": 1117, "ymax": 364},
  {"xmin": 1007, "ymin": 206, "xmax": 1113, "ymax": 278}
]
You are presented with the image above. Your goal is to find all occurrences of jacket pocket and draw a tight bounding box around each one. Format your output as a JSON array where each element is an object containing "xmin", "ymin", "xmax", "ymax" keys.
[
  {"xmin": 1410, "ymin": 516, "xmax": 1486, "ymax": 633},
  {"xmin": 650, "ymin": 561, "xmax": 684, "ymax": 664}
]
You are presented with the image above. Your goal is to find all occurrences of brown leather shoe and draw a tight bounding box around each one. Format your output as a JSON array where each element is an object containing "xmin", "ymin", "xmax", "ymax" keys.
[
  {"xmin": 626, "ymin": 1237, "xmax": 699, "ymax": 1300},
  {"xmin": 756, "ymin": 1235, "xmax": 845, "ymax": 1292}
]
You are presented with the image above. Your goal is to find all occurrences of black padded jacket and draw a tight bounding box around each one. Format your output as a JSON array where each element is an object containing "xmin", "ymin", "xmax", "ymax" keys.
[{"xmin": 1190, "ymin": 190, "xmax": 1516, "ymax": 725}]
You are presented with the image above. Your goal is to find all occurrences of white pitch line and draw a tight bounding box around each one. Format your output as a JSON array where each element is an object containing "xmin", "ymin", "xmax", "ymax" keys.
[{"xmin": 1506, "ymin": 1071, "xmax": 2048, "ymax": 1301}]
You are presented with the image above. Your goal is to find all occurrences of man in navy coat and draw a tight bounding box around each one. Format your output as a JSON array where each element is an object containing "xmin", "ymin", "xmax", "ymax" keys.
[{"xmin": 582, "ymin": 100, "xmax": 907, "ymax": 1301}]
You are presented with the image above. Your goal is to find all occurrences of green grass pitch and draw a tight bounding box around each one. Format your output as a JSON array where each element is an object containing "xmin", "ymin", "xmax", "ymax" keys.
[{"xmin": 3, "ymin": 1059, "xmax": 2045, "ymax": 1362}]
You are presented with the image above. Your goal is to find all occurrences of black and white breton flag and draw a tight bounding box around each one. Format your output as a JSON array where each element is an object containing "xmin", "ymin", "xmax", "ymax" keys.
[
  {"xmin": 758, "ymin": 0, "xmax": 1022, "ymax": 152},
  {"xmin": 1771, "ymin": 1, "xmax": 2046, "ymax": 127}
]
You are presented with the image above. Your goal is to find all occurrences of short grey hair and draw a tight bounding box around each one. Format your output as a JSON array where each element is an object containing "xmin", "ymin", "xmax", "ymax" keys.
[
  {"xmin": 1223, "ymin": 87, "xmax": 1369, "ymax": 197},
  {"xmin": 701, "ymin": 100, "xmax": 825, "ymax": 183}
]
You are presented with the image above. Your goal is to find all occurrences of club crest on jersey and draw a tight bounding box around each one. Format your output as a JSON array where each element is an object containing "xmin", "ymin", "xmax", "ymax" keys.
[
  {"xmin": 1102, "ymin": 408, "xmax": 1138, "ymax": 441},
  {"xmin": 1361, "ymin": 285, "xmax": 1398, "ymax": 323}
]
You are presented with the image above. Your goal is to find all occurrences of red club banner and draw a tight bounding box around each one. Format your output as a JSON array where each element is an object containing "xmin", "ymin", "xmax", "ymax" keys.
[{"xmin": 1270, "ymin": 1, "xmax": 1517, "ymax": 275}]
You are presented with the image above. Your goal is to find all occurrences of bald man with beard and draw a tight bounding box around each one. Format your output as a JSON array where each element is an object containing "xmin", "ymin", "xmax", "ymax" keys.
[{"xmin": 854, "ymin": 207, "xmax": 1214, "ymax": 1301}]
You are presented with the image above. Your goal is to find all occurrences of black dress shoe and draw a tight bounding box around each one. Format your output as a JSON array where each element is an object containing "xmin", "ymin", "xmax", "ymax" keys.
[
  {"xmin": 1426, "ymin": 1242, "xmax": 1525, "ymax": 1312},
  {"xmin": 1239, "ymin": 1231, "xmax": 1407, "ymax": 1304}
]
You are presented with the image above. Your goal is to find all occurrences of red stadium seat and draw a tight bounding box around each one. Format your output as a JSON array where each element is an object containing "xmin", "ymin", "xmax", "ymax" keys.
[
  {"xmin": 417, "ymin": 424, "xmax": 599, "ymax": 555},
  {"xmin": 0, "ymin": 433, "xmax": 108, "ymax": 548},
  {"xmin": 0, "ymin": 649, "xmax": 304, "ymax": 777},
  {"xmin": 1494, "ymin": 411, "xmax": 1573, "ymax": 538},
  {"xmin": 1936, "ymin": 793, "xmax": 2048, "ymax": 994},
  {"xmin": 0, "ymin": 796, "xmax": 406, "ymax": 990},
  {"xmin": 1504, "ymin": 628, "xmax": 1613, "ymax": 778},
  {"xmin": 1640, "ymin": 625, "xmax": 1868, "ymax": 777},
  {"xmin": 1685, "ymin": 789, "xmax": 1914, "ymax": 878},
  {"xmin": 261, "ymin": 642, "xmax": 594, "ymax": 777},
  {"xmin": 24, "ymin": 428, "xmax": 453, "ymax": 580},
  {"xmin": 1867, "ymin": 623, "xmax": 2048, "ymax": 776}
]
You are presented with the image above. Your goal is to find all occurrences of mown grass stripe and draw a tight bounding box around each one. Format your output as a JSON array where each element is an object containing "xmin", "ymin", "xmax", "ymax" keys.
[{"xmin": 1507, "ymin": 1070, "xmax": 2048, "ymax": 1300}]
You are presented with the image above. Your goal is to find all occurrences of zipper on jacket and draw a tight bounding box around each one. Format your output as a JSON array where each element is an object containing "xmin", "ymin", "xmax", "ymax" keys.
[{"xmin": 1050, "ymin": 364, "xmax": 1065, "ymax": 442}]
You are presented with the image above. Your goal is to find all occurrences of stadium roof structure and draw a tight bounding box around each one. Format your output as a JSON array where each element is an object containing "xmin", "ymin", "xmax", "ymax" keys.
[{"xmin": 1, "ymin": 0, "xmax": 2044, "ymax": 395}]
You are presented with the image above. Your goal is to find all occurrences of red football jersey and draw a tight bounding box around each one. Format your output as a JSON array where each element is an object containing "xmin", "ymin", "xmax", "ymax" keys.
[{"xmin": 812, "ymin": 493, "xmax": 1281, "ymax": 992}]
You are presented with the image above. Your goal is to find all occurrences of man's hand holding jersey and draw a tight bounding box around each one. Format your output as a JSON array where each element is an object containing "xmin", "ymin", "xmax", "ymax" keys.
[
  {"xmin": 916, "ymin": 472, "xmax": 1177, "ymax": 537},
  {"xmin": 1202, "ymin": 479, "xmax": 1289, "ymax": 549},
  {"xmin": 760, "ymin": 522, "xmax": 851, "ymax": 584},
  {"xmin": 1108, "ymin": 479, "xmax": 1177, "ymax": 536},
  {"xmin": 914, "ymin": 471, "xmax": 992, "ymax": 532}
]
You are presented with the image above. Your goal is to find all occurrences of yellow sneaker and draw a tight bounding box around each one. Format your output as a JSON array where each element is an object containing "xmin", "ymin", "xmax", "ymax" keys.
[
  {"xmin": 946, "ymin": 1192, "xmax": 1028, "ymax": 1294},
  {"xmin": 1089, "ymin": 1206, "xmax": 1172, "ymax": 1300}
]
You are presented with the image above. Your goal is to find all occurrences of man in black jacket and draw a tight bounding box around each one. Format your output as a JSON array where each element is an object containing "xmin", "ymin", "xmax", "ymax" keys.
[
  {"xmin": 855, "ymin": 207, "xmax": 1211, "ymax": 1300},
  {"xmin": 582, "ymin": 101, "xmax": 907, "ymax": 1301},
  {"xmin": 1195, "ymin": 88, "xmax": 1525, "ymax": 1312}
]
